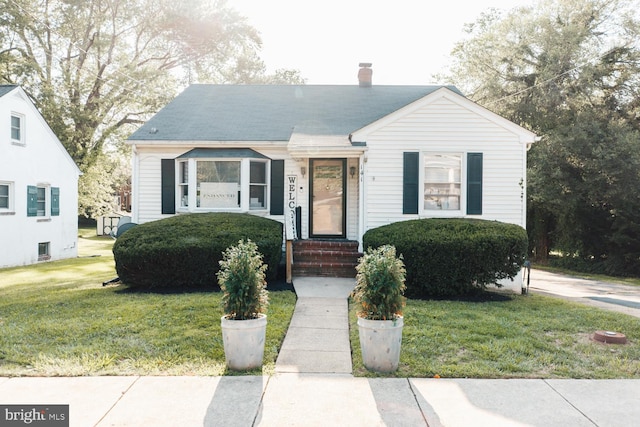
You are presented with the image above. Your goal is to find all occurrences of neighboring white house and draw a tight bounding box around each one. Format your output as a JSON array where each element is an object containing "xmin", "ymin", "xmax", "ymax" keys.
[
  {"xmin": 0, "ymin": 85, "xmax": 81, "ymax": 268},
  {"xmin": 127, "ymin": 66, "xmax": 537, "ymax": 290}
]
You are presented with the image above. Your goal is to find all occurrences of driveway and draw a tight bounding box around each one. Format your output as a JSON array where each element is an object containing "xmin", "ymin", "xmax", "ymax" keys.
[{"xmin": 529, "ymin": 268, "xmax": 640, "ymax": 318}]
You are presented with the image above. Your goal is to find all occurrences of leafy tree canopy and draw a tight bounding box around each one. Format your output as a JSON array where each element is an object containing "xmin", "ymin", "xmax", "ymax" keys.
[
  {"xmin": 0, "ymin": 0, "xmax": 303, "ymax": 216},
  {"xmin": 444, "ymin": 0, "xmax": 640, "ymax": 275}
]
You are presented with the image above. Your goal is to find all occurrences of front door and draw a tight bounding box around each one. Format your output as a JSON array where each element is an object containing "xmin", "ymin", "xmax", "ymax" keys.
[{"xmin": 310, "ymin": 159, "xmax": 346, "ymax": 238}]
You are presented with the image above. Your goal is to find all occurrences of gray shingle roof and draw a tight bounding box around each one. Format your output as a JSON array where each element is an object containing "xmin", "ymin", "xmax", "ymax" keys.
[
  {"xmin": 0, "ymin": 85, "xmax": 18, "ymax": 97},
  {"xmin": 128, "ymin": 84, "xmax": 462, "ymax": 142}
]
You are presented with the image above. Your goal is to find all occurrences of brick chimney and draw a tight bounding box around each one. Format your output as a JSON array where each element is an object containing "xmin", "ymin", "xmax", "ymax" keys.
[{"xmin": 358, "ymin": 63, "xmax": 372, "ymax": 87}]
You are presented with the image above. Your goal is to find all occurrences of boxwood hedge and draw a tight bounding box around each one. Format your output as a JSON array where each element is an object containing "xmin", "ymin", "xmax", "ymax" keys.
[
  {"xmin": 112, "ymin": 213, "xmax": 283, "ymax": 290},
  {"xmin": 363, "ymin": 218, "xmax": 528, "ymax": 298}
]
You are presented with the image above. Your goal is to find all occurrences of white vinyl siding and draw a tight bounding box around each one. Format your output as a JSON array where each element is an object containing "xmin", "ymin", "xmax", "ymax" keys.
[
  {"xmin": 362, "ymin": 96, "xmax": 526, "ymax": 231},
  {"xmin": 137, "ymin": 154, "xmax": 165, "ymax": 224},
  {"xmin": 1, "ymin": 87, "xmax": 80, "ymax": 267}
]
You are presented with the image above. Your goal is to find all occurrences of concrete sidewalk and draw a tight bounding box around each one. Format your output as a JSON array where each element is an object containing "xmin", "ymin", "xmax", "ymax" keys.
[
  {"xmin": 2, "ymin": 375, "xmax": 640, "ymax": 426},
  {"xmin": 2, "ymin": 275, "xmax": 640, "ymax": 426}
]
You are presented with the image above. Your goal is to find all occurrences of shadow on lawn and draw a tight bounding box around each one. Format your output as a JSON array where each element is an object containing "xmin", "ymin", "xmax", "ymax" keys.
[
  {"xmin": 109, "ymin": 267, "xmax": 295, "ymax": 295},
  {"xmin": 417, "ymin": 290, "xmax": 515, "ymax": 303}
]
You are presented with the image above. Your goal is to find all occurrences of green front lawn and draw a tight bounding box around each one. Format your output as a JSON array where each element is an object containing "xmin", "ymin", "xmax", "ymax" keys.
[
  {"xmin": 350, "ymin": 293, "xmax": 640, "ymax": 378},
  {"xmin": 0, "ymin": 228, "xmax": 296, "ymax": 376},
  {"xmin": 2, "ymin": 227, "xmax": 640, "ymax": 378}
]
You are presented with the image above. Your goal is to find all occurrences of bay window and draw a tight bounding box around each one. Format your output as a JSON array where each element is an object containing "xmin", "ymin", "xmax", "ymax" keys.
[{"xmin": 167, "ymin": 148, "xmax": 273, "ymax": 213}]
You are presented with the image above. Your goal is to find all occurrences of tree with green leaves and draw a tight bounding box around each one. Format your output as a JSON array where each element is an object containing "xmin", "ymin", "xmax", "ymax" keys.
[
  {"xmin": 445, "ymin": 0, "xmax": 640, "ymax": 275},
  {"xmin": 0, "ymin": 0, "xmax": 302, "ymax": 217}
]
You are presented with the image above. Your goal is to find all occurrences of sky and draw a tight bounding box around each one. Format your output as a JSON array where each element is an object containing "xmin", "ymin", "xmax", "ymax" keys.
[{"xmin": 231, "ymin": 0, "xmax": 537, "ymax": 85}]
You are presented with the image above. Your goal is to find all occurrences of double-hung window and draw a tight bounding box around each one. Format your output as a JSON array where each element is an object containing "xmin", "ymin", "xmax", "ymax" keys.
[
  {"xmin": 249, "ymin": 161, "xmax": 267, "ymax": 210},
  {"xmin": 403, "ymin": 151, "xmax": 483, "ymax": 216},
  {"xmin": 11, "ymin": 113, "xmax": 24, "ymax": 145},
  {"xmin": 0, "ymin": 182, "xmax": 13, "ymax": 212},
  {"xmin": 424, "ymin": 154, "xmax": 461, "ymax": 211},
  {"xmin": 27, "ymin": 185, "xmax": 60, "ymax": 218},
  {"xmin": 37, "ymin": 186, "xmax": 47, "ymax": 216},
  {"xmin": 178, "ymin": 161, "xmax": 189, "ymax": 208}
]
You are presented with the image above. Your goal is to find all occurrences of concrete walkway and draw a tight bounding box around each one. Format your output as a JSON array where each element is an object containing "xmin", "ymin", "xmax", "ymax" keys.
[
  {"xmin": 275, "ymin": 277, "xmax": 355, "ymax": 374},
  {"xmin": 2, "ymin": 274, "xmax": 640, "ymax": 426}
]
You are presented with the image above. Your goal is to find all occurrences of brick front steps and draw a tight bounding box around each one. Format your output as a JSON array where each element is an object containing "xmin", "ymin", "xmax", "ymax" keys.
[{"xmin": 292, "ymin": 240, "xmax": 362, "ymax": 278}]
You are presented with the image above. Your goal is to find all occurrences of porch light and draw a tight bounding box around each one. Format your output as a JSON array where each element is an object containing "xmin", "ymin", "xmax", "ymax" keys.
[
  {"xmin": 350, "ymin": 166, "xmax": 357, "ymax": 178},
  {"xmin": 300, "ymin": 166, "xmax": 306, "ymax": 177}
]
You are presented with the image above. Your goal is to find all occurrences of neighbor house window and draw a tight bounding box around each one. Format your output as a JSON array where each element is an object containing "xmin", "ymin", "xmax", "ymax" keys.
[
  {"xmin": 11, "ymin": 114, "xmax": 24, "ymax": 144},
  {"xmin": 0, "ymin": 182, "xmax": 13, "ymax": 211},
  {"xmin": 37, "ymin": 187, "xmax": 46, "ymax": 216},
  {"xmin": 424, "ymin": 154, "xmax": 461, "ymax": 211},
  {"xmin": 38, "ymin": 242, "xmax": 50, "ymax": 261},
  {"xmin": 27, "ymin": 185, "xmax": 60, "ymax": 217}
]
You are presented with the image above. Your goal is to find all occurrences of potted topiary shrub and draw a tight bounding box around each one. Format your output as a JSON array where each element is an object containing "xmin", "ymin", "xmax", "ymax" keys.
[
  {"xmin": 217, "ymin": 239, "xmax": 269, "ymax": 370},
  {"xmin": 353, "ymin": 245, "xmax": 406, "ymax": 373}
]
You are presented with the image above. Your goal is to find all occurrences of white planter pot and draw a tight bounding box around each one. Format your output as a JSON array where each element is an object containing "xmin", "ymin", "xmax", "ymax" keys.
[
  {"xmin": 357, "ymin": 316, "xmax": 403, "ymax": 373},
  {"xmin": 221, "ymin": 314, "xmax": 267, "ymax": 370}
]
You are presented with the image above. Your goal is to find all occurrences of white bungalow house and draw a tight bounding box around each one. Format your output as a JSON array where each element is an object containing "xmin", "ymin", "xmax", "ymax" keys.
[
  {"xmin": 127, "ymin": 66, "xmax": 537, "ymax": 290},
  {"xmin": 0, "ymin": 85, "xmax": 81, "ymax": 268}
]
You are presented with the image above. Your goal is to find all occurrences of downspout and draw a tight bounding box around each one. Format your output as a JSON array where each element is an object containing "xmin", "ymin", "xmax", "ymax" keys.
[
  {"xmin": 131, "ymin": 144, "xmax": 139, "ymax": 223},
  {"xmin": 358, "ymin": 153, "xmax": 366, "ymax": 252},
  {"xmin": 522, "ymin": 136, "xmax": 539, "ymax": 229}
]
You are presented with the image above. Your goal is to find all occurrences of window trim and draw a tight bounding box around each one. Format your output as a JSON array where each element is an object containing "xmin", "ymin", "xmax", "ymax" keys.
[{"xmin": 11, "ymin": 113, "xmax": 25, "ymax": 145}]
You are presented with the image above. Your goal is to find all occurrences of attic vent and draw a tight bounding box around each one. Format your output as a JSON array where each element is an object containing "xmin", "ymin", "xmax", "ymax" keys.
[
  {"xmin": 358, "ymin": 63, "xmax": 372, "ymax": 88},
  {"xmin": 149, "ymin": 127, "xmax": 158, "ymax": 134}
]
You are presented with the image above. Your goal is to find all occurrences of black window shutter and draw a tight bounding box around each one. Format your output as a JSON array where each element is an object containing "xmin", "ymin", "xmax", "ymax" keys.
[
  {"xmin": 403, "ymin": 152, "xmax": 419, "ymax": 214},
  {"xmin": 161, "ymin": 159, "xmax": 176, "ymax": 214},
  {"xmin": 467, "ymin": 153, "xmax": 483, "ymax": 215},
  {"xmin": 270, "ymin": 160, "xmax": 284, "ymax": 215}
]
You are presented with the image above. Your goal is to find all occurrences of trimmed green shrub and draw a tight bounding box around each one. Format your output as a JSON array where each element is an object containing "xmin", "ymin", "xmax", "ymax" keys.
[
  {"xmin": 353, "ymin": 245, "xmax": 406, "ymax": 320},
  {"xmin": 113, "ymin": 213, "xmax": 282, "ymax": 289},
  {"xmin": 218, "ymin": 239, "xmax": 269, "ymax": 320},
  {"xmin": 363, "ymin": 218, "xmax": 528, "ymax": 298}
]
